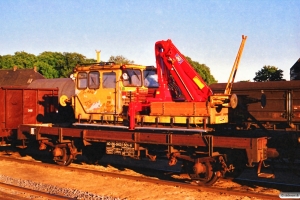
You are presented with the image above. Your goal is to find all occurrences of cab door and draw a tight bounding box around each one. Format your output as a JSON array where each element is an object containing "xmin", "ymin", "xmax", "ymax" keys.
[{"xmin": 100, "ymin": 71, "xmax": 122, "ymax": 114}]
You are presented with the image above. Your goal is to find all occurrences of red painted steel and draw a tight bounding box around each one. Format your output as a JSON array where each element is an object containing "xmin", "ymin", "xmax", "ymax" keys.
[
  {"xmin": 0, "ymin": 87, "xmax": 59, "ymax": 137},
  {"xmin": 18, "ymin": 124, "xmax": 266, "ymax": 150},
  {"xmin": 154, "ymin": 39, "xmax": 213, "ymax": 102}
]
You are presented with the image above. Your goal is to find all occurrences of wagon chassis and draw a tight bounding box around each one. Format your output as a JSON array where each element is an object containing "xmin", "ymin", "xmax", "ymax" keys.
[{"xmin": 17, "ymin": 123, "xmax": 269, "ymax": 184}]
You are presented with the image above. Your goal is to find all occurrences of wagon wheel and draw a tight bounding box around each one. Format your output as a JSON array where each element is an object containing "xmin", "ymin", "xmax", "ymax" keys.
[
  {"xmin": 54, "ymin": 147, "xmax": 73, "ymax": 166},
  {"xmin": 184, "ymin": 161, "xmax": 219, "ymax": 186}
]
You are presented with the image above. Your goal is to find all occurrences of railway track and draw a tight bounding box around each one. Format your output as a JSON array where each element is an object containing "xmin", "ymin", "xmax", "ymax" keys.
[
  {"xmin": 0, "ymin": 182, "xmax": 70, "ymax": 200},
  {"xmin": 0, "ymin": 154, "xmax": 281, "ymax": 200}
]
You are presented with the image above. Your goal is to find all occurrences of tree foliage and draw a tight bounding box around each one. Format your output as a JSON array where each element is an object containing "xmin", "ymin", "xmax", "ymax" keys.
[
  {"xmin": 0, "ymin": 51, "xmax": 92, "ymax": 78},
  {"xmin": 62, "ymin": 52, "xmax": 87, "ymax": 77},
  {"xmin": 185, "ymin": 56, "xmax": 217, "ymax": 85},
  {"xmin": 0, "ymin": 55, "xmax": 14, "ymax": 69},
  {"xmin": 0, "ymin": 52, "xmax": 37, "ymax": 69},
  {"xmin": 36, "ymin": 52, "xmax": 65, "ymax": 78},
  {"xmin": 108, "ymin": 55, "xmax": 134, "ymax": 64},
  {"xmin": 253, "ymin": 65, "xmax": 284, "ymax": 82},
  {"xmin": 13, "ymin": 51, "xmax": 37, "ymax": 69}
]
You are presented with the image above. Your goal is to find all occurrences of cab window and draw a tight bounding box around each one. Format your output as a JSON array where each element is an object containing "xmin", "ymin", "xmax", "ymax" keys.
[
  {"xmin": 103, "ymin": 72, "xmax": 116, "ymax": 88},
  {"xmin": 122, "ymin": 69, "xmax": 142, "ymax": 87},
  {"xmin": 143, "ymin": 70, "xmax": 159, "ymax": 87},
  {"xmin": 78, "ymin": 72, "xmax": 87, "ymax": 89},
  {"xmin": 88, "ymin": 71, "xmax": 100, "ymax": 89}
]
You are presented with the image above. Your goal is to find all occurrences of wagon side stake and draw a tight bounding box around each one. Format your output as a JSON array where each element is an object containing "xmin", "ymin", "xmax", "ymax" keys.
[{"xmin": 257, "ymin": 160, "xmax": 275, "ymax": 178}]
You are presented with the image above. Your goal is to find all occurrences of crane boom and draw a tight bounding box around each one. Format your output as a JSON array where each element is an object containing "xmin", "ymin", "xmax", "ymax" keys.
[
  {"xmin": 224, "ymin": 35, "xmax": 247, "ymax": 95},
  {"xmin": 155, "ymin": 39, "xmax": 213, "ymax": 102}
]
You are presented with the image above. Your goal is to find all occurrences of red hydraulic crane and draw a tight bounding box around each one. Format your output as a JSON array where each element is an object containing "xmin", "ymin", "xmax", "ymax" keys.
[{"xmin": 154, "ymin": 39, "xmax": 213, "ymax": 102}]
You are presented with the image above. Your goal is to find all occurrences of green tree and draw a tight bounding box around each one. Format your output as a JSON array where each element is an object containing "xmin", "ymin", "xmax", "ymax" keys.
[
  {"xmin": 0, "ymin": 51, "xmax": 93, "ymax": 78},
  {"xmin": 37, "ymin": 52, "xmax": 65, "ymax": 78},
  {"xmin": 85, "ymin": 58, "xmax": 97, "ymax": 63},
  {"xmin": 0, "ymin": 52, "xmax": 37, "ymax": 69},
  {"xmin": 13, "ymin": 51, "xmax": 37, "ymax": 69},
  {"xmin": 36, "ymin": 52, "xmax": 87, "ymax": 78},
  {"xmin": 185, "ymin": 56, "xmax": 217, "ymax": 85},
  {"xmin": 35, "ymin": 61, "xmax": 60, "ymax": 78},
  {"xmin": 108, "ymin": 55, "xmax": 134, "ymax": 64},
  {"xmin": 62, "ymin": 52, "xmax": 87, "ymax": 77},
  {"xmin": 253, "ymin": 65, "xmax": 284, "ymax": 82},
  {"xmin": 0, "ymin": 55, "xmax": 15, "ymax": 69}
]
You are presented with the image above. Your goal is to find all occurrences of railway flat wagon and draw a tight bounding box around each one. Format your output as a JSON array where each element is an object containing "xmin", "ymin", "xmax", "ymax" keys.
[{"xmin": 4, "ymin": 37, "xmax": 279, "ymax": 186}]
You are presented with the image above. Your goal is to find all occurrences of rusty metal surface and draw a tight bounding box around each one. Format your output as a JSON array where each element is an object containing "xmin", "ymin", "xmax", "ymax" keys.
[
  {"xmin": 210, "ymin": 80, "xmax": 300, "ymax": 91},
  {"xmin": 210, "ymin": 81, "xmax": 300, "ymax": 124},
  {"xmin": 18, "ymin": 124, "xmax": 266, "ymax": 150},
  {"xmin": 0, "ymin": 88, "xmax": 59, "ymax": 133}
]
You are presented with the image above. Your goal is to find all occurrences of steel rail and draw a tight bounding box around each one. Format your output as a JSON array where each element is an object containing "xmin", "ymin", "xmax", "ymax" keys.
[
  {"xmin": 0, "ymin": 155, "xmax": 280, "ymax": 200},
  {"xmin": 0, "ymin": 182, "xmax": 70, "ymax": 200}
]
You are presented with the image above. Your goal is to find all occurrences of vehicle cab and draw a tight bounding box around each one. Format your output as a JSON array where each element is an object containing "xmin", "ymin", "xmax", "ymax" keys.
[{"xmin": 71, "ymin": 62, "xmax": 158, "ymax": 124}]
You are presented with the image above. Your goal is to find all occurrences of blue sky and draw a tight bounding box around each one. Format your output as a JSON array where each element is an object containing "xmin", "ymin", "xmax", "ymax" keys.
[{"xmin": 1, "ymin": 0, "xmax": 299, "ymax": 83}]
